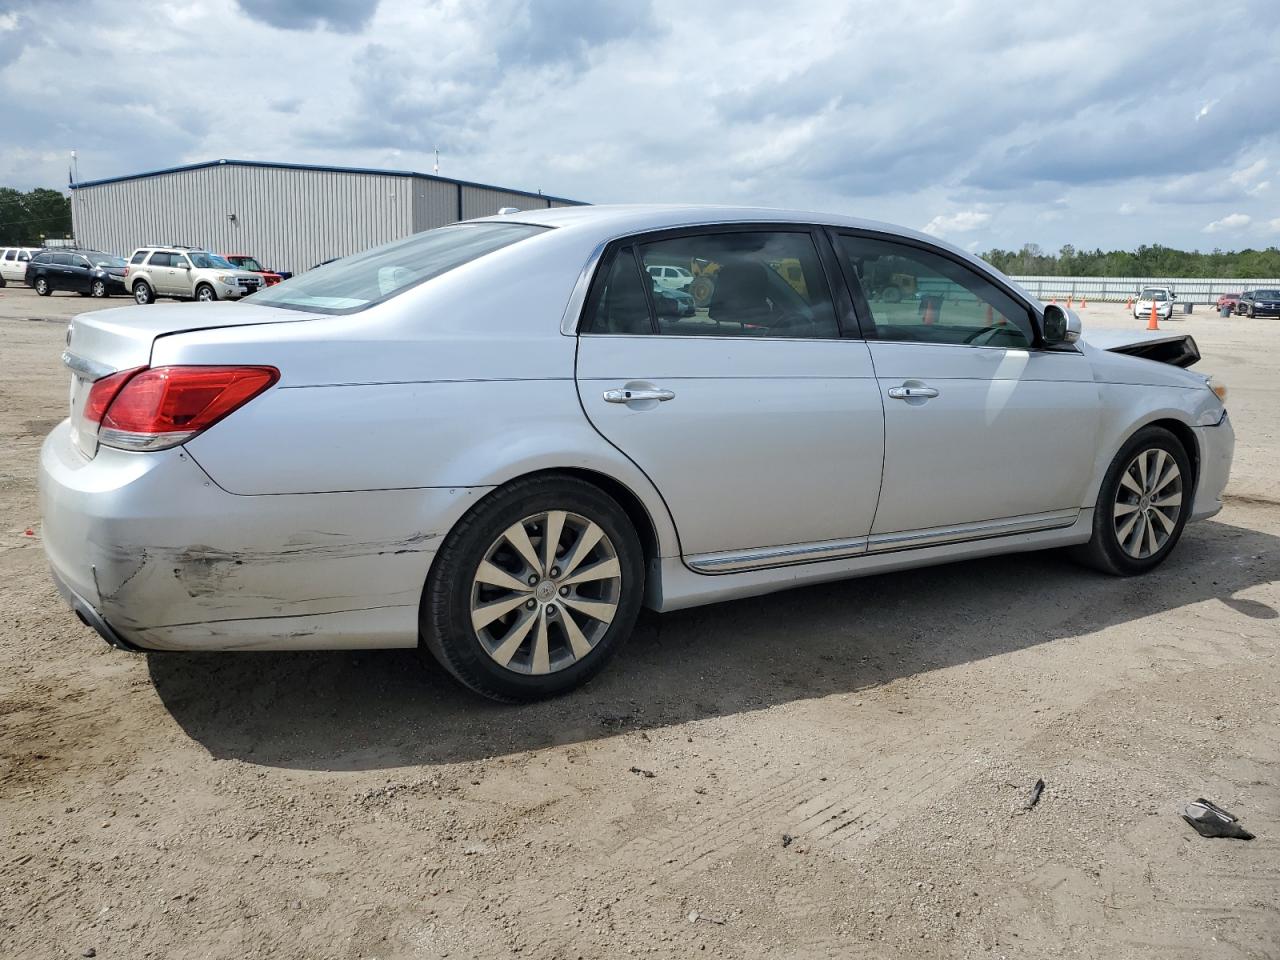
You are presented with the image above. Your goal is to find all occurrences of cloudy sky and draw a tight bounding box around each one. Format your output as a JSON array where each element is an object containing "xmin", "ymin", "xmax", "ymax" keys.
[{"xmin": 2, "ymin": 0, "xmax": 1278, "ymax": 252}]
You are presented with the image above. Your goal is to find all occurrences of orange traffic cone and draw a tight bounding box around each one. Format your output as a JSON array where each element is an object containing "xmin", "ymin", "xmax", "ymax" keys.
[
  {"xmin": 1126, "ymin": 297, "xmax": 1133, "ymax": 310},
  {"xmin": 1080, "ymin": 297, "xmax": 1087, "ymax": 309},
  {"xmin": 1066, "ymin": 295, "xmax": 1073, "ymax": 308},
  {"xmin": 1147, "ymin": 301, "xmax": 1160, "ymax": 331}
]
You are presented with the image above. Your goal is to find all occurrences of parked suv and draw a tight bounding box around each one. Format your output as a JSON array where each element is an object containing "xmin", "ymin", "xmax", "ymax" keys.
[
  {"xmin": 27, "ymin": 249, "xmax": 128, "ymax": 298},
  {"xmin": 1237, "ymin": 289, "xmax": 1280, "ymax": 318},
  {"xmin": 124, "ymin": 247, "xmax": 264, "ymax": 304},
  {"xmin": 1, "ymin": 246, "xmax": 40, "ymax": 285},
  {"xmin": 223, "ymin": 254, "xmax": 285, "ymax": 286}
]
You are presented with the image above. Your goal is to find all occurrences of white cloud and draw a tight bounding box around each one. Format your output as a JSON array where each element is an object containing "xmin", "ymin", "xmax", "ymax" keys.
[
  {"xmin": 1267, "ymin": 217, "xmax": 1280, "ymax": 233},
  {"xmin": 1203, "ymin": 213, "xmax": 1252, "ymax": 233},
  {"xmin": 922, "ymin": 210, "xmax": 991, "ymax": 236},
  {"xmin": 1118, "ymin": 201, "xmax": 1136, "ymax": 215},
  {"xmin": 1196, "ymin": 99, "xmax": 1219, "ymax": 121}
]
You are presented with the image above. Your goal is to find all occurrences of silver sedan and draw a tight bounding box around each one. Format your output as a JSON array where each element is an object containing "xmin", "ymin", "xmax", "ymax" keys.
[{"xmin": 40, "ymin": 206, "xmax": 1234, "ymax": 700}]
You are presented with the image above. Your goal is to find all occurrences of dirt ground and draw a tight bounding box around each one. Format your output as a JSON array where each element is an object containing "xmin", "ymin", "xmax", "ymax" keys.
[{"xmin": 1, "ymin": 285, "xmax": 1276, "ymax": 960}]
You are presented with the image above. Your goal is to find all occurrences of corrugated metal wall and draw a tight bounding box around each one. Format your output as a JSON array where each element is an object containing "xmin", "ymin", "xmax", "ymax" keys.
[
  {"xmin": 460, "ymin": 185, "xmax": 553, "ymax": 220},
  {"xmin": 72, "ymin": 162, "xmax": 577, "ymax": 275}
]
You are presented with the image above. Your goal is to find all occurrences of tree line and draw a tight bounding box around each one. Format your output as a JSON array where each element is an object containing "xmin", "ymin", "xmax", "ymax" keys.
[
  {"xmin": 982, "ymin": 243, "xmax": 1280, "ymax": 279},
  {"xmin": 0, "ymin": 188, "xmax": 73, "ymax": 245}
]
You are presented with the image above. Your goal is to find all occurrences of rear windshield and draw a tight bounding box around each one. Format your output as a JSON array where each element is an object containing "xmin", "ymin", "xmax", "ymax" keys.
[{"xmin": 249, "ymin": 222, "xmax": 549, "ymax": 314}]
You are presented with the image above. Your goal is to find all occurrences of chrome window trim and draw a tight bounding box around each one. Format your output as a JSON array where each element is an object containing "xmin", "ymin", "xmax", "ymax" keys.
[
  {"xmin": 62, "ymin": 351, "xmax": 116, "ymax": 382},
  {"xmin": 686, "ymin": 509, "xmax": 1079, "ymax": 574}
]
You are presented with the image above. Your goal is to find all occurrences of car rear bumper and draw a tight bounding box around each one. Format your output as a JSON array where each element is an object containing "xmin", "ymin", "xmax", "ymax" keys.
[{"xmin": 39, "ymin": 420, "xmax": 487, "ymax": 651}]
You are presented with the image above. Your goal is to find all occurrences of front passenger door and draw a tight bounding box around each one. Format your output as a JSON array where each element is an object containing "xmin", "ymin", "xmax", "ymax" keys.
[
  {"xmin": 833, "ymin": 233, "xmax": 1101, "ymax": 540},
  {"xmin": 576, "ymin": 228, "xmax": 886, "ymax": 564}
]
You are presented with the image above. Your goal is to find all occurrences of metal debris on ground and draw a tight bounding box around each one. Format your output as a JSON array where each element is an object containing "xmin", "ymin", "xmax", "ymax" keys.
[
  {"xmin": 781, "ymin": 833, "xmax": 794, "ymax": 848},
  {"xmin": 629, "ymin": 766, "xmax": 655, "ymax": 778},
  {"xmin": 1182, "ymin": 798, "xmax": 1255, "ymax": 840},
  {"xmin": 1023, "ymin": 777, "xmax": 1045, "ymax": 810}
]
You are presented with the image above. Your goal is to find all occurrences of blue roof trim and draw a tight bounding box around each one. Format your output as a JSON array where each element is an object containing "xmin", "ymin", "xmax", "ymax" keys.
[{"xmin": 69, "ymin": 158, "xmax": 586, "ymax": 206}]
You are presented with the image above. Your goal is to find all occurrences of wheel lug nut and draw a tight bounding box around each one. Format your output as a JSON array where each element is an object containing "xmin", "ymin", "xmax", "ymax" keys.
[
  {"xmin": 526, "ymin": 598, "xmax": 536, "ymax": 609},
  {"xmin": 559, "ymin": 586, "xmax": 569, "ymax": 596},
  {"xmin": 549, "ymin": 567, "xmax": 560, "ymax": 578},
  {"xmin": 527, "ymin": 574, "xmax": 538, "ymax": 585},
  {"xmin": 546, "ymin": 605, "xmax": 557, "ymax": 617}
]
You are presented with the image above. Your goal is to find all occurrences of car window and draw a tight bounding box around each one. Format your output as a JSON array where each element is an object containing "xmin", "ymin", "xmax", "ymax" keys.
[
  {"xmin": 835, "ymin": 234, "xmax": 1034, "ymax": 348},
  {"xmin": 130, "ymin": 250, "xmax": 148, "ymax": 264},
  {"xmin": 581, "ymin": 247, "xmax": 653, "ymax": 335},
  {"xmin": 1256, "ymin": 289, "xmax": 1280, "ymax": 298},
  {"xmin": 18, "ymin": 250, "xmax": 31, "ymax": 261},
  {"xmin": 89, "ymin": 254, "xmax": 126, "ymax": 268},
  {"xmin": 251, "ymin": 221, "xmax": 547, "ymax": 315},
  {"xmin": 51, "ymin": 253, "xmax": 74, "ymax": 266},
  {"xmin": 2, "ymin": 250, "xmax": 12, "ymax": 262},
  {"xmin": 189, "ymin": 251, "xmax": 232, "ymax": 269},
  {"xmin": 31, "ymin": 252, "xmax": 51, "ymax": 264},
  {"xmin": 75, "ymin": 256, "xmax": 91, "ymax": 268},
  {"xmin": 634, "ymin": 231, "xmax": 839, "ymax": 338},
  {"xmin": 148, "ymin": 252, "xmax": 174, "ymax": 267}
]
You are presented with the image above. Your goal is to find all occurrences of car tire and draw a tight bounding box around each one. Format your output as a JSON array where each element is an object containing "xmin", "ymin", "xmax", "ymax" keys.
[
  {"xmin": 1071, "ymin": 425, "xmax": 1193, "ymax": 576},
  {"xmin": 195, "ymin": 283, "xmax": 217, "ymax": 302},
  {"xmin": 1248, "ymin": 307, "xmax": 1256, "ymax": 318},
  {"xmin": 34, "ymin": 276, "xmax": 51, "ymax": 296},
  {"xmin": 133, "ymin": 281, "xmax": 154, "ymax": 305},
  {"xmin": 420, "ymin": 474, "xmax": 645, "ymax": 702},
  {"xmin": 90, "ymin": 279, "xmax": 107, "ymax": 298}
]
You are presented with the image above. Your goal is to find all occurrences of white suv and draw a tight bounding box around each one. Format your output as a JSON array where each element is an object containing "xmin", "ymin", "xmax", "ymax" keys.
[
  {"xmin": 0, "ymin": 247, "xmax": 40, "ymax": 285},
  {"xmin": 124, "ymin": 247, "xmax": 265, "ymax": 304},
  {"xmin": 646, "ymin": 263, "xmax": 694, "ymax": 291}
]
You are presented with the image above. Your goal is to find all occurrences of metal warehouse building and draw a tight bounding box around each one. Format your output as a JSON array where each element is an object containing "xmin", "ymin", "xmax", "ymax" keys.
[{"xmin": 70, "ymin": 158, "xmax": 584, "ymax": 275}]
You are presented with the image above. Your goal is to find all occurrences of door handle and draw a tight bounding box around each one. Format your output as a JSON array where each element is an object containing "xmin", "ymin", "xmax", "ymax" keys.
[
  {"xmin": 603, "ymin": 387, "xmax": 675, "ymax": 403},
  {"xmin": 887, "ymin": 385, "xmax": 939, "ymax": 400}
]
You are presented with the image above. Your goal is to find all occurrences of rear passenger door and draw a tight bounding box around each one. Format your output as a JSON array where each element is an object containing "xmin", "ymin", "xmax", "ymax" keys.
[
  {"xmin": 147, "ymin": 252, "xmax": 177, "ymax": 294},
  {"xmin": 574, "ymin": 226, "xmax": 886, "ymax": 567}
]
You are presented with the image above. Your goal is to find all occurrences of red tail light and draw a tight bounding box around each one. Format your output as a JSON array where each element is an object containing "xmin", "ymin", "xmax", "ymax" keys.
[{"xmin": 96, "ymin": 365, "xmax": 279, "ymax": 451}]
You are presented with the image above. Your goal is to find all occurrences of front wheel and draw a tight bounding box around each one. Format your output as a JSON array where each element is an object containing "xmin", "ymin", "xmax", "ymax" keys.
[
  {"xmin": 90, "ymin": 279, "xmax": 107, "ymax": 298},
  {"xmin": 195, "ymin": 283, "xmax": 217, "ymax": 302},
  {"xmin": 421, "ymin": 475, "xmax": 645, "ymax": 701},
  {"xmin": 34, "ymin": 277, "xmax": 51, "ymax": 296},
  {"xmin": 1071, "ymin": 426, "xmax": 1192, "ymax": 576},
  {"xmin": 133, "ymin": 281, "xmax": 154, "ymax": 305}
]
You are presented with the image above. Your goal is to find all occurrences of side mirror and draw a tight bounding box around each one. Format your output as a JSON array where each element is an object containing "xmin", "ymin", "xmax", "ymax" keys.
[{"xmin": 1042, "ymin": 304, "xmax": 1082, "ymax": 345}]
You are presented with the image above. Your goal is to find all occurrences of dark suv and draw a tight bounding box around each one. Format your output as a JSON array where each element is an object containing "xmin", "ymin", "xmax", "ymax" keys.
[
  {"xmin": 26, "ymin": 249, "xmax": 128, "ymax": 298},
  {"xmin": 1237, "ymin": 289, "xmax": 1280, "ymax": 318}
]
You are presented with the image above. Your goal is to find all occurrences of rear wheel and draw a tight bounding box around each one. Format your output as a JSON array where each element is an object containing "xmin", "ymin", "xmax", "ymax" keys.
[
  {"xmin": 34, "ymin": 276, "xmax": 51, "ymax": 296},
  {"xmin": 421, "ymin": 475, "xmax": 645, "ymax": 701},
  {"xmin": 195, "ymin": 283, "xmax": 217, "ymax": 302},
  {"xmin": 1072, "ymin": 426, "xmax": 1192, "ymax": 576},
  {"xmin": 133, "ymin": 281, "xmax": 154, "ymax": 305}
]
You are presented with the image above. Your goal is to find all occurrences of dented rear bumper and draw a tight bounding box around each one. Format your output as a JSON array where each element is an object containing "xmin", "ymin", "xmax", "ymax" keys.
[{"xmin": 39, "ymin": 420, "xmax": 488, "ymax": 650}]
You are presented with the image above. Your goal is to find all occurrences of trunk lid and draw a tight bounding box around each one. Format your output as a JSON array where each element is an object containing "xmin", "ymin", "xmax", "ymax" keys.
[{"xmin": 64, "ymin": 301, "xmax": 315, "ymax": 457}]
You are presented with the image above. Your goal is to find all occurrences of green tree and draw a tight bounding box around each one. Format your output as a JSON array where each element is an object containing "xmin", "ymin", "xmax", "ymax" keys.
[
  {"xmin": 980, "ymin": 243, "xmax": 1280, "ymax": 278},
  {"xmin": 0, "ymin": 187, "xmax": 73, "ymax": 245}
]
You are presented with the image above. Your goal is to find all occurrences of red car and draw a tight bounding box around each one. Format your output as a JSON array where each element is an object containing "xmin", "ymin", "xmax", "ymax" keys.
[
  {"xmin": 1216, "ymin": 292, "xmax": 1241, "ymax": 313},
  {"xmin": 223, "ymin": 254, "xmax": 284, "ymax": 286}
]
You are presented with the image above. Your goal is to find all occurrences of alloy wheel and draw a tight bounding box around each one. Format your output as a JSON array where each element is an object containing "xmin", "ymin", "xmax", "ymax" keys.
[
  {"xmin": 91, "ymin": 280, "xmax": 105, "ymax": 297},
  {"xmin": 469, "ymin": 510, "xmax": 622, "ymax": 676},
  {"xmin": 1113, "ymin": 447, "xmax": 1183, "ymax": 559}
]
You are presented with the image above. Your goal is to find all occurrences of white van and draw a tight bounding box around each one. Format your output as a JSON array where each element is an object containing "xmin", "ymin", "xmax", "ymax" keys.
[{"xmin": 1, "ymin": 247, "xmax": 40, "ymax": 284}]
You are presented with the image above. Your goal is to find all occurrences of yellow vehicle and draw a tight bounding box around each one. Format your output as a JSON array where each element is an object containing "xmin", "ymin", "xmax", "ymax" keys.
[{"xmin": 688, "ymin": 256, "xmax": 812, "ymax": 305}]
